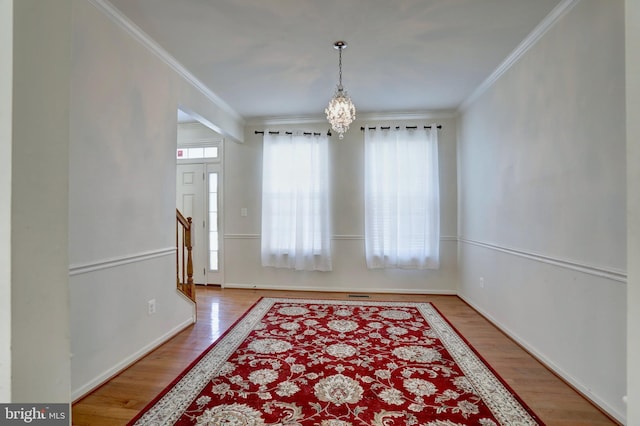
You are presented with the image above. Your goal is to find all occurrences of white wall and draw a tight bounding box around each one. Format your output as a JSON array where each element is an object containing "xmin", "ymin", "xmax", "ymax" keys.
[
  {"xmin": 626, "ymin": 0, "xmax": 640, "ymax": 422},
  {"xmin": 68, "ymin": 0, "xmax": 242, "ymax": 399},
  {"xmin": 178, "ymin": 121, "xmax": 223, "ymax": 144},
  {"xmin": 457, "ymin": 0, "xmax": 626, "ymax": 422},
  {"xmin": 0, "ymin": 0, "xmax": 12, "ymax": 403},
  {"xmin": 11, "ymin": 0, "xmax": 73, "ymax": 402},
  {"xmin": 224, "ymin": 117, "xmax": 458, "ymax": 294}
]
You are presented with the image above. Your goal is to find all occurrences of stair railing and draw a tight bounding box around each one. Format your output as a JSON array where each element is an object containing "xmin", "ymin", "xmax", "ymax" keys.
[{"xmin": 176, "ymin": 209, "xmax": 196, "ymax": 302}]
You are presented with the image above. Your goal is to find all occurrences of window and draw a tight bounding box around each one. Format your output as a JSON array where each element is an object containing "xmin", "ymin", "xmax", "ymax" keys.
[
  {"xmin": 364, "ymin": 127, "xmax": 440, "ymax": 269},
  {"xmin": 261, "ymin": 132, "xmax": 332, "ymax": 271},
  {"xmin": 176, "ymin": 146, "xmax": 218, "ymax": 160}
]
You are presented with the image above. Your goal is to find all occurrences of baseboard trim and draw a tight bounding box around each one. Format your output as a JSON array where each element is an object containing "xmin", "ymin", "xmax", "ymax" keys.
[
  {"xmin": 224, "ymin": 234, "xmax": 458, "ymax": 242},
  {"xmin": 222, "ymin": 282, "xmax": 457, "ymax": 295},
  {"xmin": 71, "ymin": 316, "xmax": 195, "ymax": 402},
  {"xmin": 69, "ymin": 247, "xmax": 175, "ymax": 276},
  {"xmin": 459, "ymin": 238, "xmax": 626, "ymax": 283},
  {"xmin": 458, "ymin": 293, "xmax": 625, "ymax": 425},
  {"xmin": 224, "ymin": 233, "xmax": 260, "ymax": 239}
]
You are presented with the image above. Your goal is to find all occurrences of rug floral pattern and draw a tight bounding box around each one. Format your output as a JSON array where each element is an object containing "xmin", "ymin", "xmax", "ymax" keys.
[{"xmin": 131, "ymin": 299, "xmax": 541, "ymax": 425}]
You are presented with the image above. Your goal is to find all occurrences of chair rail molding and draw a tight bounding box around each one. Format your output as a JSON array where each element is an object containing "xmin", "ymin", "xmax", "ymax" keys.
[
  {"xmin": 459, "ymin": 237, "xmax": 626, "ymax": 283},
  {"xmin": 69, "ymin": 247, "xmax": 176, "ymax": 276}
]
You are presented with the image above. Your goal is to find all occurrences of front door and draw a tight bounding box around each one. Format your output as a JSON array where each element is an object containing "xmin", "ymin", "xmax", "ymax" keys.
[
  {"xmin": 176, "ymin": 162, "xmax": 223, "ymax": 285},
  {"xmin": 176, "ymin": 163, "xmax": 206, "ymax": 285}
]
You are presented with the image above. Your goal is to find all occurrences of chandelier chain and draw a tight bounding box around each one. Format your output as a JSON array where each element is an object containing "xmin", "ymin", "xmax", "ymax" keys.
[{"xmin": 338, "ymin": 47, "xmax": 343, "ymax": 88}]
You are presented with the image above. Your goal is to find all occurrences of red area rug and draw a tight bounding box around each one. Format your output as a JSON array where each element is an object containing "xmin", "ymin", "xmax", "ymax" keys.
[{"xmin": 129, "ymin": 298, "xmax": 543, "ymax": 425}]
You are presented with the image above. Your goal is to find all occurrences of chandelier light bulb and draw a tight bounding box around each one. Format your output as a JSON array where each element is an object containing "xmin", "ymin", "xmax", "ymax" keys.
[{"xmin": 326, "ymin": 41, "xmax": 356, "ymax": 140}]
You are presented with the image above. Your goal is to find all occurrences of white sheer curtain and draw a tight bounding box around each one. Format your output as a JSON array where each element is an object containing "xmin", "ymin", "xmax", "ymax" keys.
[
  {"xmin": 261, "ymin": 131, "xmax": 332, "ymax": 271},
  {"xmin": 364, "ymin": 126, "xmax": 440, "ymax": 269}
]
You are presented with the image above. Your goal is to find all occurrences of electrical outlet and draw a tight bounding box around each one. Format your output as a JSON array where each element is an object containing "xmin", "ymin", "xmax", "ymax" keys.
[
  {"xmin": 479, "ymin": 277, "xmax": 485, "ymax": 289},
  {"xmin": 147, "ymin": 299, "xmax": 156, "ymax": 315}
]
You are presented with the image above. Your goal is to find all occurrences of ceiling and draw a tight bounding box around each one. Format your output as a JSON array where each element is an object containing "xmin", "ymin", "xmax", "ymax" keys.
[{"xmin": 107, "ymin": 0, "xmax": 564, "ymax": 121}]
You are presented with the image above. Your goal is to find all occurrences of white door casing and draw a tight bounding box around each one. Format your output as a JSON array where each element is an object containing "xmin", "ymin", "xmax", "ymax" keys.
[
  {"xmin": 176, "ymin": 126, "xmax": 224, "ymax": 285},
  {"xmin": 176, "ymin": 160, "xmax": 223, "ymax": 285}
]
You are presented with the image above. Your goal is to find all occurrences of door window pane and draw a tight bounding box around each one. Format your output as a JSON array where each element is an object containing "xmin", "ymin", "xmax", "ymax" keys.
[
  {"xmin": 177, "ymin": 146, "xmax": 219, "ymax": 160},
  {"xmin": 204, "ymin": 146, "xmax": 219, "ymax": 158},
  {"xmin": 209, "ymin": 212, "xmax": 218, "ymax": 231},
  {"xmin": 208, "ymin": 173, "xmax": 219, "ymax": 271}
]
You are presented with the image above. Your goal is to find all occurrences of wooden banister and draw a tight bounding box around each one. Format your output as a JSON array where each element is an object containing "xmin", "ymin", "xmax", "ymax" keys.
[{"xmin": 176, "ymin": 208, "xmax": 196, "ymax": 302}]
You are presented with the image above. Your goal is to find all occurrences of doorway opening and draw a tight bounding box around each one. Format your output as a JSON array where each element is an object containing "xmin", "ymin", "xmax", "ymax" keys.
[{"xmin": 176, "ymin": 109, "xmax": 224, "ymax": 286}]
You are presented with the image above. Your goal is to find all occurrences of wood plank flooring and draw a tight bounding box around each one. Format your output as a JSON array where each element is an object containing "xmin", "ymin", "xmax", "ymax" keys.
[{"xmin": 72, "ymin": 286, "xmax": 619, "ymax": 425}]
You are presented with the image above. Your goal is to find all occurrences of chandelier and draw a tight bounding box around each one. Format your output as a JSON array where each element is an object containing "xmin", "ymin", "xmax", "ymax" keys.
[{"xmin": 325, "ymin": 41, "xmax": 356, "ymax": 140}]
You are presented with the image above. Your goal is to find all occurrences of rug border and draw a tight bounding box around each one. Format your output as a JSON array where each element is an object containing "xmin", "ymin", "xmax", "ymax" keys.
[
  {"xmin": 126, "ymin": 297, "xmax": 266, "ymax": 425},
  {"xmin": 128, "ymin": 296, "xmax": 546, "ymax": 425},
  {"xmin": 428, "ymin": 303, "xmax": 546, "ymax": 425}
]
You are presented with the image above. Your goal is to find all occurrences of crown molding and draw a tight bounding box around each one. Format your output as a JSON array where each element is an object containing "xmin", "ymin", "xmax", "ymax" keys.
[
  {"xmin": 246, "ymin": 110, "xmax": 457, "ymax": 126},
  {"xmin": 88, "ymin": 0, "xmax": 244, "ymax": 123},
  {"xmin": 87, "ymin": 0, "xmax": 578, "ymax": 124},
  {"xmin": 246, "ymin": 115, "xmax": 328, "ymax": 126},
  {"xmin": 358, "ymin": 110, "xmax": 457, "ymax": 121},
  {"xmin": 458, "ymin": 0, "xmax": 580, "ymax": 112}
]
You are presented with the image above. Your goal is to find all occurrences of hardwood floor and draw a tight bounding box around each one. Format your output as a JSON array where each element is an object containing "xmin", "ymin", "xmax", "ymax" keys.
[{"xmin": 72, "ymin": 286, "xmax": 618, "ymax": 425}]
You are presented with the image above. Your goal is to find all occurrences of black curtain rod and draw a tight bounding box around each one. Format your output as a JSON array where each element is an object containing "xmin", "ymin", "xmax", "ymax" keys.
[
  {"xmin": 254, "ymin": 130, "xmax": 332, "ymax": 136},
  {"xmin": 360, "ymin": 125, "xmax": 442, "ymax": 131}
]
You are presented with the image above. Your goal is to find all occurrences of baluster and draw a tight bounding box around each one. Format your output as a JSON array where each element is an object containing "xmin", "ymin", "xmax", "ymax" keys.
[
  {"xmin": 186, "ymin": 217, "xmax": 194, "ymax": 298},
  {"xmin": 176, "ymin": 209, "xmax": 196, "ymax": 302},
  {"xmin": 176, "ymin": 220, "xmax": 180, "ymax": 291}
]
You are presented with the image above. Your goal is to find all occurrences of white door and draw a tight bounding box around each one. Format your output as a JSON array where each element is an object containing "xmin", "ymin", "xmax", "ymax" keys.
[
  {"xmin": 176, "ymin": 164, "xmax": 206, "ymax": 284},
  {"xmin": 177, "ymin": 162, "xmax": 224, "ymax": 285}
]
